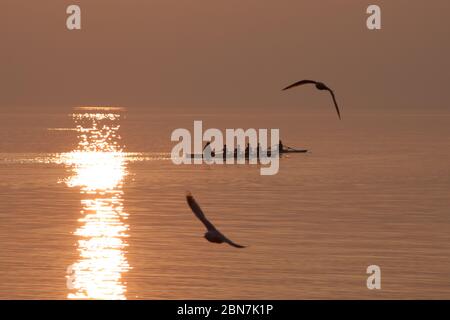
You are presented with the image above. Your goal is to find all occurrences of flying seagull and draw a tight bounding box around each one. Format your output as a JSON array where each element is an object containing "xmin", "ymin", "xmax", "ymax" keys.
[
  {"xmin": 283, "ymin": 80, "xmax": 341, "ymax": 120},
  {"xmin": 186, "ymin": 193, "xmax": 246, "ymax": 248}
]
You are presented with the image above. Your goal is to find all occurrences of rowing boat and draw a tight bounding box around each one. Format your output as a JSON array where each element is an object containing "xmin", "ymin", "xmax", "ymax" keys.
[{"xmin": 186, "ymin": 148, "xmax": 308, "ymax": 159}]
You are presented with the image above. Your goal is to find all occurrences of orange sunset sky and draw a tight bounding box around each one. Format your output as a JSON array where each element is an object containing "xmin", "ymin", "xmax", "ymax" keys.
[{"xmin": 2, "ymin": 1, "xmax": 450, "ymax": 112}]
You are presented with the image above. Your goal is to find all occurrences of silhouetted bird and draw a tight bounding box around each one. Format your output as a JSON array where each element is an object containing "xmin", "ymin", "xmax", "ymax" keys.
[
  {"xmin": 186, "ymin": 193, "xmax": 246, "ymax": 248},
  {"xmin": 283, "ymin": 80, "xmax": 341, "ymax": 120}
]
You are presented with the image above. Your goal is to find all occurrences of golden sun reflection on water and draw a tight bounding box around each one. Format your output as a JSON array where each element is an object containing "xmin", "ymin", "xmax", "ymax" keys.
[{"xmin": 63, "ymin": 111, "xmax": 130, "ymax": 300}]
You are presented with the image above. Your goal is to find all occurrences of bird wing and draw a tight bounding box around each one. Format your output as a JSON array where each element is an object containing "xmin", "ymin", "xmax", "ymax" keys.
[
  {"xmin": 282, "ymin": 80, "xmax": 317, "ymax": 91},
  {"xmin": 325, "ymin": 88, "xmax": 342, "ymax": 120},
  {"xmin": 186, "ymin": 193, "xmax": 216, "ymax": 231},
  {"xmin": 221, "ymin": 234, "xmax": 246, "ymax": 248}
]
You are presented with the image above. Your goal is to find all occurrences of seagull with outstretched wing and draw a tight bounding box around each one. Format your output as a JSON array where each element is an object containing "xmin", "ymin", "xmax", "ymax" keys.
[
  {"xmin": 186, "ymin": 192, "xmax": 246, "ymax": 248},
  {"xmin": 283, "ymin": 80, "xmax": 342, "ymax": 120}
]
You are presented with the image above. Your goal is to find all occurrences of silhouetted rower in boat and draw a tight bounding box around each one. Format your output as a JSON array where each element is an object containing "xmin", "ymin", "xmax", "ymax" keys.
[
  {"xmin": 278, "ymin": 140, "xmax": 284, "ymax": 153},
  {"xmin": 223, "ymin": 144, "xmax": 227, "ymax": 160},
  {"xmin": 203, "ymin": 141, "xmax": 214, "ymax": 157},
  {"xmin": 245, "ymin": 143, "xmax": 250, "ymax": 158}
]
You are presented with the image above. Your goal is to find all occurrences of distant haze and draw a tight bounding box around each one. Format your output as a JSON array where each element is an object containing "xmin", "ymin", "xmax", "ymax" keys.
[{"xmin": 2, "ymin": 0, "xmax": 450, "ymax": 113}]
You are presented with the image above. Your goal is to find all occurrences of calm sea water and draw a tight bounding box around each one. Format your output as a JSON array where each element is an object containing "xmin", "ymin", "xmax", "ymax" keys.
[{"xmin": 0, "ymin": 108, "xmax": 449, "ymax": 299}]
